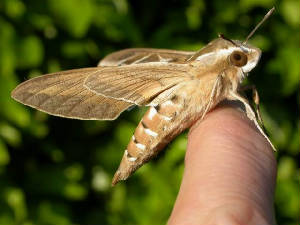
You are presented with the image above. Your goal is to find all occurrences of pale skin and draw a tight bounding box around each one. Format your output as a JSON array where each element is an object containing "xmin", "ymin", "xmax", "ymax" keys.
[{"xmin": 168, "ymin": 103, "xmax": 277, "ymax": 225}]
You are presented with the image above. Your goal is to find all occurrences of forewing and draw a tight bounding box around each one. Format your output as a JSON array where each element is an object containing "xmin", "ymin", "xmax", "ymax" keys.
[
  {"xmin": 84, "ymin": 63, "xmax": 193, "ymax": 105},
  {"xmin": 11, "ymin": 68, "xmax": 133, "ymax": 120},
  {"xmin": 98, "ymin": 48, "xmax": 195, "ymax": 66}
]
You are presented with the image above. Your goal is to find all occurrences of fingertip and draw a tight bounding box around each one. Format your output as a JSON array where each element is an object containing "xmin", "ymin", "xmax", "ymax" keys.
[
  {"xmin": 169, "ymin": 103, "xmax": 277, "ymax": 225},
  {"xmin": 186, "ymin": 102, "xmax": 274, "ymax": 165}
]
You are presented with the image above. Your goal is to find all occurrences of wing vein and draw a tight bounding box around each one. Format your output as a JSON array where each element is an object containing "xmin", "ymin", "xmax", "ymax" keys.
[
  {"xmin": 62, "ymin": 90, "xmax": 96, "ymax": 114},
  {"xmin": 38, "ymin": 79, "xmax": 85, "ymax": 107},
  {"xmin": 23, "ymin": 75, "xmax": 87, "ymax": 103}
]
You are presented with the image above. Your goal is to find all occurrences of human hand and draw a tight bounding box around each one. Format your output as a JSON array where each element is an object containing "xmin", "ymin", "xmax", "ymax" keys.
[{"xmin": 168, "ymin": 103, "xmax": 277, "ymax": 225}]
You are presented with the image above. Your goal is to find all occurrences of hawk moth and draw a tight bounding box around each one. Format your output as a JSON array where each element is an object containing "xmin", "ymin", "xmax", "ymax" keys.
[{"xmin": 11, "ymin": 8, "xmax": 275, "ymax": 185}]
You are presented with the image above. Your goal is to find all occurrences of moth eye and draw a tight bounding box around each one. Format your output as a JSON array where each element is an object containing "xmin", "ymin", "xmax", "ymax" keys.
[{"xmin": 230, "ymin": 51, "xmax": 248, "ymax": 67}]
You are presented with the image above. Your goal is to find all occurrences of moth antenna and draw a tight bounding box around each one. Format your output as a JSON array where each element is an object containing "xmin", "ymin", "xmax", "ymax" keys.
[
  {"xmin": 243, "ymin": 7, "xmax": 275, "ymax": 44},
  {"xmin": 218, "ymin": 34, "xmax": 239, "ymax": 47}
]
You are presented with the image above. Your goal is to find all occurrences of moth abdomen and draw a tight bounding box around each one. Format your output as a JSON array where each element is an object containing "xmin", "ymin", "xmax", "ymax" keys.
[{"xmin": 112, "ymin": 96, "xmax": 185, "ymax": 185}]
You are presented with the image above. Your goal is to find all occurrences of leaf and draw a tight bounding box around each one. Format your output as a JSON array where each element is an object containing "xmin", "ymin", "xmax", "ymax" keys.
[
  {"xmin": 47, "ymin": 0, "xmax": 93, "ymax": 37},
  {"xmin": 280, "ymin": 0, "xmax": 300, "ymax": 27},
  {"xmin": 17, "ymin": 36, "xmax": 44, "ymax": 69},
  {"xmin": 0, "ymin": 139, "xmax": 10, "ymax": 166}
]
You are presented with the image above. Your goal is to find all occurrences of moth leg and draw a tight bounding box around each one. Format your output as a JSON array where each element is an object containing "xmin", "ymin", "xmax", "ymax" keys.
[
  {"xmin": 229, "ymin": 91, "xmax": 276, "ymax": 151},
  {"xmin": 201, "ymin": 74, "xmax": 223, "ymax": 120},
  {"xmin": 239, "ymin": 85, "xmax": 263, "ymax": 125},
  {"xmin": 190, "ymin": 74, "xmax": 223, "ymax": 133}
]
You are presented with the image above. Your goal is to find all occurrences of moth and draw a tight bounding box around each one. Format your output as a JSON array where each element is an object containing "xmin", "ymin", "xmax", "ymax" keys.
[{"xmin": 11, "ymin": 8, "xmax": 275, "ymax": 185}]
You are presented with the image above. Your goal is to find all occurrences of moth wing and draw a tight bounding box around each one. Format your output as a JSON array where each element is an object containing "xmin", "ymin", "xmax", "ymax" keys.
[
  {"xmin": 98, "ymin": 48, "xmax": 195, "ymax": 66},
  {"xmin": 84, "ymin": 63, "xmax": 193, "ymax": 105},
  {"xmin": 11, "ymin": 68, "xmax": 133, "ymax": 120}
]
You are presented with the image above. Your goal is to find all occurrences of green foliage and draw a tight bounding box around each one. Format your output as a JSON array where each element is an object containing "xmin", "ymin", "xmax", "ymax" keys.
[{"xmin": 0, "ymin": 0, "xmax": 299, "ymax": 224}]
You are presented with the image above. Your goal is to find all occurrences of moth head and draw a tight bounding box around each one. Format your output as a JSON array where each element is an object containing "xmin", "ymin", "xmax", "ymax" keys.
[
  {"xmin": 226, "ymin": 39, "xmax": 262, "ymax": 73},
  {"xmin": 193, "ymin": 37, "xmax": 261, "ymax": 74}
]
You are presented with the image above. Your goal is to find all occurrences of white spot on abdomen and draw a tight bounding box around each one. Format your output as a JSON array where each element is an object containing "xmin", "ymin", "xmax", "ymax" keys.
[
  {"xmin": 128, "ymin": 157, "xmax": 137, "ymax": 162},
  {"xmin": 135, "ymin": 143, "xmax": 146, "ymax": 150},
  {"xmin": 148, "ymin": 107, "xmax": 157, "ymax": 120},
  {"xmin": 125, "ymin": 150, "xmax": 137, "ymax": 162},
  {"xmin": 144, "ymin": 128, "xmax": 158, "ymax": 137}
]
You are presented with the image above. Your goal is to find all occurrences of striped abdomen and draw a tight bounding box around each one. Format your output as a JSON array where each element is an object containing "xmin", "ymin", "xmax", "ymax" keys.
[{"xmin": 112, "ymin": 95, "xmax": 189, "ymax": 185}]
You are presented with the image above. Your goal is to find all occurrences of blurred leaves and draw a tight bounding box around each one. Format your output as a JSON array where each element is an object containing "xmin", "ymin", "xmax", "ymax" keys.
[
  {"xmin": 4, "ymin": 0, "xmax": 26, "ymax": 19},
  {"xmin": 47, "ymin": 0, "xmax": 93, "ymax": 37},
  {"xmin": 3, "ymin": 187, "xmax": 27, "ymax": 224},
  {"xmin": 17, "ymin": 36, "xmax": 44, "ymax": 69},
  {"xmin": 0, "ymin": 0, "xmax": 299, "ymax": 224},
  {"xmin": 280, "ymin": 0, "xmax": 300, "ymax": 27},
  {"xmin": 186, "ymin": 0, "xmax": 205, "ymax": 29},
  {"xmin": 37, "ymin": 202, "xmax": 71, "ymax": 225},
  {"xmin": 276, "ymin": 157, "xmax": 300, "ymax": 223},
  {"xmin": 0, "ymin": 139, "xmax": 10, "ymax": 166}
]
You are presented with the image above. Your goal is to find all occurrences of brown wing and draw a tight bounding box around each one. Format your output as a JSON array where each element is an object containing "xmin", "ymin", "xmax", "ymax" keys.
[
  {"xmin": 11, "ymin": 68, "xmax": 133, "ymax": 120},
  {"xmin": 84, "ymin": 63, "xmax": 193, "ymax": 105},
  {"xmin": 98, "ymin": 48, "xmax": 195, "ymax": 66}
]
